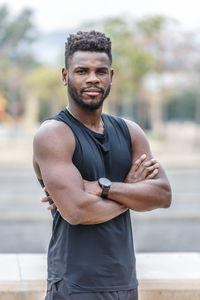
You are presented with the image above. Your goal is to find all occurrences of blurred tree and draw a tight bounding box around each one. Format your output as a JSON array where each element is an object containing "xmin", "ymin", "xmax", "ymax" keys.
[
  {"xmin": 0, "ymin": 5, "xmax": 36, "ymax": 65},
  {"xmin": 83, "ymin": 17, "xmax": 158, "ymax": 124},
  {"xmin": 135, "ymin": 16, "xmax": 171, "ymax": 134},
  {"xmin": 25, "ymin": 66, "xmax": 66, "ymax": 127},
  {"xmin": 0, "ymin": 4, "xmax": 38, "ymax": 123},
  {"xmin": 165, "ymin": 89, "xmax": 200, "ymax": 122},
  {"xmin": 2, "ymin": 7, "xmax": 200, "ymax": 134},
  {"xmin": 83, "ymin": 16, "xmax": 170, "ymax": 130},
  {"xmin": 135, "ymin": 15, "xmax": 170, "ymax": 70}
]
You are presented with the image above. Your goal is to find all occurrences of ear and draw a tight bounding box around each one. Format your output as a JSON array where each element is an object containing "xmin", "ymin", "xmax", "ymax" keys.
[{"xmin": 62, "ymin": 67, "xmax": 68, "ymax": 86}]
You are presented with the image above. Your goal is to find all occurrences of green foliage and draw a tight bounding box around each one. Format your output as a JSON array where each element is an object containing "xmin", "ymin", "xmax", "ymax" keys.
[
  {"xmin": 81, "ymin": 16, "xmax": 160, "ymax": 114},
  {"xmin": 26, "ymin": 66, "xmax": 66, "ymax": 120},
  {"xmin": 26, "ymin": 67, "xmax": 60, "ymax": 97},
  {"xmin": 97, "ymin": 17, "xmax": 159, "ymax": 110},
  {"xmin": 0, "ymin": 5, "xmax": 36, "ymax": 63},
  {"xmin": 0, "ymin": 3, "xmax": 38, "ymax": 120},
  {"xmin": 2, "ymin": 7, "xmax": 192, "ymax": 127},
  {"xmin": 166, "ymin": 89, "xmax": 200, "ymax": 121},
  {"xmin": 102, "ymin": 17, "xmax": 132, "ymax": 39},
  {"xmin": 136, "ymin": 15, "xmax": 168, "ymax": 35}
]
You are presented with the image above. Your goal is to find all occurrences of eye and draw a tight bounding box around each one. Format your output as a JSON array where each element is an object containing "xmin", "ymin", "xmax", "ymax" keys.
[
  {"xmin": 98, "ymin": 69, "xmax": 107, "ymax": 75},
  {"xmin": 76, "ymin": 69, "xmax": 86, "ymax": 75}
]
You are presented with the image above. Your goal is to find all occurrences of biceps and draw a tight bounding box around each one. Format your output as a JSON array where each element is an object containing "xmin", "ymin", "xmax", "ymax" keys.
[
  {"xmin": 132, "ymin": 137, "xmax": 153, "ymax": 163},
  {"xmin": 39, "ymin": 160, "xmax": 84, "ymax": 205}
]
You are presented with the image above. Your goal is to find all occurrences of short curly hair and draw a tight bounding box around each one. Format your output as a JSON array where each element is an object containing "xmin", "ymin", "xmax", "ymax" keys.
[{"xmin": 65, "ymin": 30, "xmax": 112, "ymax": 68}]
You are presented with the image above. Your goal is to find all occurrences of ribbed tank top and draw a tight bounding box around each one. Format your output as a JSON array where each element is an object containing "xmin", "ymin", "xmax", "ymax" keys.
[{"xmin": 39, "ymin": 108, "xmax": 138, "ymax": 294}]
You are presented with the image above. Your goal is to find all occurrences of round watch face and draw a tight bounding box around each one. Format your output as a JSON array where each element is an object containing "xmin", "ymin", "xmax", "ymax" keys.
[{"xmin": 99, "ymin": 177, "xmax": 111, "ymax": 188}]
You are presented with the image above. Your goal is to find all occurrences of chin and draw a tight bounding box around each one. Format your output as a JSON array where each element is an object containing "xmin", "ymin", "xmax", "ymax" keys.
[
  {"xmin": 82, "ymin": 104, "xmax": 102, "ymax": 111},
  {"xmin": 76, "ymin": 97, "xmax": 105, "ymax": 111}
]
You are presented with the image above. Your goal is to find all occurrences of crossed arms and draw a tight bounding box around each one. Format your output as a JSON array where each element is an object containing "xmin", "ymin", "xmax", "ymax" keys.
[{"xmin": 33, "ymin": 119, "xmax": 171, "ymax": 225}]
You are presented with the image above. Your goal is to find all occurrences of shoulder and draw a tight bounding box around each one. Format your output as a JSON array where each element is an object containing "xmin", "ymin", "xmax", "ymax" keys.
[
  {"xmin": 33, "ymin": 119, "xmax": 75, "ymax": 159},
  {"xmin": 123, "ymin": 118, "xmax": 148, "ymax": 144},
  {"xmin": 123, "ymin": 118, "xmax": 153, "ymax": 160},
  {"xmin": 34, "ymin": 119, "xmax": 74, "ymax": 144}
]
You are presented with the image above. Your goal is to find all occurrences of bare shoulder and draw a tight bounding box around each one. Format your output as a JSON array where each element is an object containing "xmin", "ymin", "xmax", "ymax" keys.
[
  {"xmin": 123, "ymin": 118, "xmax": 148, "ymax": 145},
  {"xmin": 33, "ymin": 119, "xmax": 75, "ymax": 161}
]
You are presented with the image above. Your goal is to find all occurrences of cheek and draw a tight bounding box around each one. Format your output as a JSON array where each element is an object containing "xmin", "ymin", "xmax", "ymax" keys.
[
  {"xmin": 71, "ymin": 77, "xmax": 85, "ymax": 88},
  {"xmin": 102, "ymin": 75, "xmax": 111, "ymax": 84},
  {"xmin": 103, "ymin": 79, "xmax": 111, "ymax": 89}
]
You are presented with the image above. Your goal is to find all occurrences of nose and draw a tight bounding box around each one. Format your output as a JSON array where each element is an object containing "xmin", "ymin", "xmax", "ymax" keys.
[{"xmin": 86, "ymin": 71, "xmax": 100, "ymax": 85}]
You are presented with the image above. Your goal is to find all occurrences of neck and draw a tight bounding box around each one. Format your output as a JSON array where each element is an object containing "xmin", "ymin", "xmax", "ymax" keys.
[{"xmin": 67, "ymin": 102, "xmax": 104, "ymax": 134}]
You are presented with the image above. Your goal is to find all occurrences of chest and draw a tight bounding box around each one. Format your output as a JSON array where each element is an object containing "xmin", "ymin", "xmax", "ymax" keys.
[{"xmin": 72, "ymin": 125, "xmax": 132, "ymax": 181}]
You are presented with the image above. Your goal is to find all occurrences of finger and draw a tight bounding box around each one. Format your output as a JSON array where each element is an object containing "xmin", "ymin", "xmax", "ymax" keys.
[
  {"xmin": 145, "ymin": 163, "xmax": 159, "ymax": 173},
  {"xmin": 47, "ymin": 203, "xmax": 57, "ymax": 210},
  {"xmin": 137, "ymin": 159, "xmax": 158, "ymax": 178},
  {"xmin": 142, "ymin": 163, "xmax": 159, "ymax": 178},
  {"xmin": 43, "ymin": 186, "xmax": 48, "ymax": 192},
  {"xmin": 132, "ymin": 154, "xmax": 146, "ymax": 172},
  {"xmin": 40, "ymin": 196, "xmax": 52, "ymax": 203},
  {"xmin": 146, "ymin": 168, "xmax": 159, "ymax": 179},
  {"xmin": 143, "ymin": 158, "xmax": 157, "ymax": 168},
  {"xmin": 136, "ymin": 158, "xmax": 157, "ymax": 172}
]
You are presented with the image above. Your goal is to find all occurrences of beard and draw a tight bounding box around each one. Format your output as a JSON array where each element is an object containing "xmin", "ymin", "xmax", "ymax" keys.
[{"xmin": 67, "ymin": 77, "xmax": 111, "ymax": 111}]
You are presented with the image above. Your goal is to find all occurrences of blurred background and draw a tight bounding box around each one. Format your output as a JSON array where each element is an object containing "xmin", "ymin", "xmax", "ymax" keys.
[{"xmin": 0, "ymin": 0, "xmax": 199, "ymax": 253}]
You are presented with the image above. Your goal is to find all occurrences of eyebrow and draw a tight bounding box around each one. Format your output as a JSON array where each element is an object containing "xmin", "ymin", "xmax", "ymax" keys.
[{"xmin": 74, "ymin": 66, "xmax": 109, "ymax": 70}]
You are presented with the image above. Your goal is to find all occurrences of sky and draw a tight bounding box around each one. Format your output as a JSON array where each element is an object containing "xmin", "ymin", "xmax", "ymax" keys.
[{"xmin": 1, "ymin": 0, "xmax": 200, "ymax": 33}]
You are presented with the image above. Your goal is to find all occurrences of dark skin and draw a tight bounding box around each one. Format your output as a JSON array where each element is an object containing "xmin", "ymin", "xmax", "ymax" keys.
[
  {"xmin": 41, "ymin": 154, "xmax": 160, "ymax": 211},
  {"xmin": 33, "ymin": 51, "xmax": 171, "ymax": 225}
]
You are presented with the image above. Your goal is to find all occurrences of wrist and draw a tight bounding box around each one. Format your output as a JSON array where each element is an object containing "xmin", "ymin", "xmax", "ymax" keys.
[
  {"xmin": 96, "ymin": 181, "xmax": 103, "ymax": 197},
  {"xmin": 84, "ymin": 180, "xmax": 102, "ymax": 197}
]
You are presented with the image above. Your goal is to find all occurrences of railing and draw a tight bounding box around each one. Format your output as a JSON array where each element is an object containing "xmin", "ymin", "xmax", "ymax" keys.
[{"xmin": 1, "ymin": 253, "xmax": 200, "ymax": 300}]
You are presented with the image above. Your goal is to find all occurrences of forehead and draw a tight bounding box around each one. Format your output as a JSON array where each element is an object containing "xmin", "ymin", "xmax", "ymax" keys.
[{"xmin": 69, "ymin": 51, "xmax": 111, "ymax": 68}]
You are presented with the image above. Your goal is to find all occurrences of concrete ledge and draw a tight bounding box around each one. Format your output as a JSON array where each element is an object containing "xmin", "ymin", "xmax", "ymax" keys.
[
  {"xmin": 138, "ymin": 279, "xmax": 200, "ymax": 300},
  {"xmin": 137, "ymin": 253, "xmax": 200, "ymax": 299},
  {"xmin": 0, "ymin": 281, "xmax": 46, "ymax": 300},
  {"xmin": 0, "ymin": 254, "xmax": 46, "ymax": 300},
  {"xmin": 0, "ymin": 253, "xmax": 200, "ymax": 299}
]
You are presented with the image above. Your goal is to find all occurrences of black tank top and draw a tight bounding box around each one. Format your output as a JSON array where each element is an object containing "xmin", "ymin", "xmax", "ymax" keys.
[{"xmin": 39, "ymin": 108, "xmax": 138, "ymax": 293}]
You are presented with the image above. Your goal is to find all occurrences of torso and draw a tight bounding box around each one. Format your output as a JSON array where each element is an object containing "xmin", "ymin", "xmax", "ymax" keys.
[{"xmin": 34, "ymin": 108, "xmax": 138, "ymax": 293}]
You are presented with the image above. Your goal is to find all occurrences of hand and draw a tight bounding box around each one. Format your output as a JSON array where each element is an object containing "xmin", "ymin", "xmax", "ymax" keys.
[
  {"xmin": 40, "ymin": 186, "xmax": 57, "ymax": 211},
  {"xmin": 125, "ymin": 154, "xmax": 159, "ymax": 184}
]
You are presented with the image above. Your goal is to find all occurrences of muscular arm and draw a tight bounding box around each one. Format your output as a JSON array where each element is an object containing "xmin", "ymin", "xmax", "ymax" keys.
[
  {"xmin": 107, "ymin": 120, "xmax": 172, "ymax": 211},
  {"xmin": 33, "ymin": 120, "xmax": 127, "ymax": 225}
]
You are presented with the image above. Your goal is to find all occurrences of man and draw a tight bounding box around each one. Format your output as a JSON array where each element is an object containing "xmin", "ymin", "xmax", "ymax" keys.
[{"xmin": 33, "ymin": 31, "xmax": 171, "ymax": 300}]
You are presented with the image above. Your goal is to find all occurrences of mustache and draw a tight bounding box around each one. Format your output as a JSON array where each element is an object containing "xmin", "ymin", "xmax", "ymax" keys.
[{"xmin": 80, "ymin": 85, "xmax": 104, "ymax": 93}]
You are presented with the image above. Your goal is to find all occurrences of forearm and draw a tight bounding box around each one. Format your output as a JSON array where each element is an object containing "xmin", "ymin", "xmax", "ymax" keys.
[
  {"xmin": 40, "ymin": 171, "xmax": 127, "ymax": 225},
  {"xmin": 44, "ymin": 184, "xmax": 127, "ymax": 225},
  {"xmin": 108, "ymin": 179, "xmax": 171, "ymax": 211},
  {"xmin": 78, "ymin": 194, "xmax": 127, "ymax": 225}
]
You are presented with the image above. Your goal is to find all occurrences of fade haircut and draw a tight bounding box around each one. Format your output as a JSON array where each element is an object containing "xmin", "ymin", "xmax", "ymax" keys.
[{"xmin": 65, "ymin": 30, "xmax": 112, "ymax": 68}]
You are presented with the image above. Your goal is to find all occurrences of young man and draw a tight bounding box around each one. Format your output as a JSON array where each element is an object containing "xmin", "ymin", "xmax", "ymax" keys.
[{"xmin": 33, "ymin": 31, "xmax": 171, "ymax": 300}]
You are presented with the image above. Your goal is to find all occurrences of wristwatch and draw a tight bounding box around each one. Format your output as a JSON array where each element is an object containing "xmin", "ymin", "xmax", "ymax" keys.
[{"xmin": 98, "ymin": 177, "xmax": 112, "ymax": 199}]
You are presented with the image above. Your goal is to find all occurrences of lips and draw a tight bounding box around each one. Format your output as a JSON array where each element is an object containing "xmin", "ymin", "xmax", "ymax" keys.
[{"xmin": 82, "ymin": 89, "xmax": 102, "ymax": 96}]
